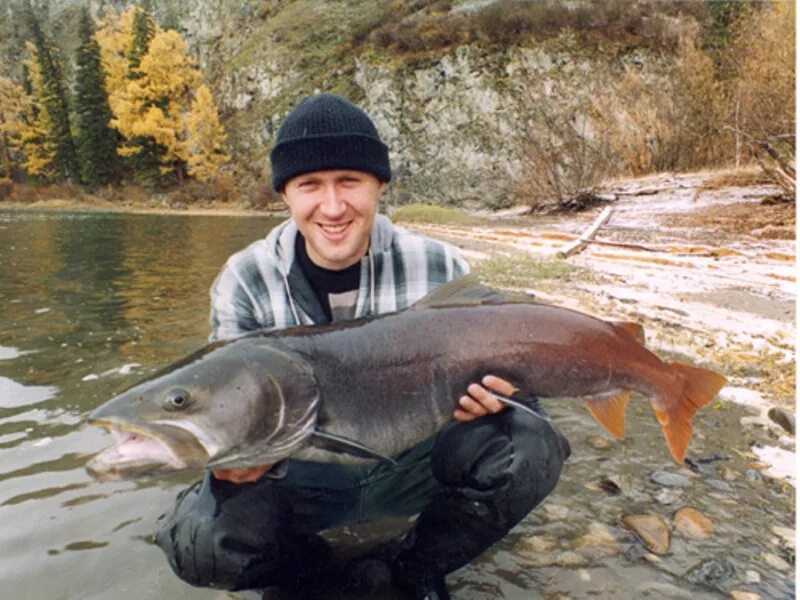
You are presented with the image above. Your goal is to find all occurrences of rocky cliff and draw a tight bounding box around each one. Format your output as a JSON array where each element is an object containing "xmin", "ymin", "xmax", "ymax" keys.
[{"xmin": 1, "ymin": 0, "xmax": 702, "ymax": 207}]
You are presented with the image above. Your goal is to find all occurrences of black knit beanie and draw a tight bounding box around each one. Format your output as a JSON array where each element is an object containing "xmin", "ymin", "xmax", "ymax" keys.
[{"xmin": 270, "ymin": 93, "xmax": 392, "ymax": 191}]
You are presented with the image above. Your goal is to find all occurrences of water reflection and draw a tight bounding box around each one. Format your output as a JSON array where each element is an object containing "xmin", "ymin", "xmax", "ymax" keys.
[{"xmin": 0, "ymin": 209, "xmax": 279, "ymax": 600}]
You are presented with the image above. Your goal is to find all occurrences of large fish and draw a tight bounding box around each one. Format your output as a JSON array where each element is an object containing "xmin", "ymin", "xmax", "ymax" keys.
[{"xmin": 86, "ymin": 277, "xmax": 727, "ymax": 481}]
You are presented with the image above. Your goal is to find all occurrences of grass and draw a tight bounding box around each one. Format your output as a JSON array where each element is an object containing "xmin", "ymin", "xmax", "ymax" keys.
[
  {"xmin": 390, "ymin": 203, "xmax": 474, "ymax": 225},
  {"xmin": 474, "ymin": 252, "xmax": 590, "ymax": 289}
]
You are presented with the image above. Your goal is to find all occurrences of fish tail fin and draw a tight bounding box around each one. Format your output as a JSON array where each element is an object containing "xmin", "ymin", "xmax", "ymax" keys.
[
  {"xmin": 653, "ymin": 363, "xmax": 727, "ymax": 463},
  {"xmin": 583, "ymin": 389, "xmax": 631, "ymax": 440}
]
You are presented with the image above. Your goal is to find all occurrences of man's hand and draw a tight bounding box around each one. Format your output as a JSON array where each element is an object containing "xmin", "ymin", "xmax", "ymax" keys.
[
  {"xmin": 454, "ymin": 375, "xmax": 517, "ymax": 422},
  {"xmin": 212, "ymin": 465, "xmax": 272, "ymax": 483}
]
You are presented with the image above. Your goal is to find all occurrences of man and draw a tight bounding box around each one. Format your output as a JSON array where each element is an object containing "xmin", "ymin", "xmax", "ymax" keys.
[{"xmin": 155, "ymin": 93, "xmax": 570, "ymax": 599}]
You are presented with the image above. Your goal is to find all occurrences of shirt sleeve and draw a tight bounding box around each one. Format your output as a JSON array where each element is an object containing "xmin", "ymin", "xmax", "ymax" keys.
[{"xmin": 208, "ymin": 262, "xmax": 263, "ymax": 342}]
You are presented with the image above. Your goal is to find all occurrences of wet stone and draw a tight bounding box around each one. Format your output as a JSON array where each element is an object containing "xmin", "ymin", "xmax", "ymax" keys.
[
  {"xmin": 673, "ymin": 507, "xmax": 713, "ymax": 540},
  {"xmin": 744, "ymin": 469, "xmax": 763, "ymax": 482},
  {"xmin": 730, "ymin": 591, "xmax": 761, "ymax": 600},
  {"xmin": 767, "ymin": 406, "xmax": 795, "ymax": 434},
  {"xmin": 684, "ymin": 559, "xmax": 735, "ymax": 589},
  {"xmin": 556, "ymin": 550, "xmax": 587, "ymax": 567},
  {"xmin": 744, "ymin": 570, "xmax": 762, "ymax": 583},
  {"xmin": 621, "ymin": 514, "xmax": 670, "ymax": 555},
  {"xmin": 655, "ymin": 489, "xmax": 681, "ymax": 505},
  {"xmin": 705, "ymin": 479, "xmax": 733, "ymax": 492},
  {"xmin": 651, "ymin": 470, "xmax": 692, "ymax": 488},
  {"xmin": 585, "ymin": 434, "xmax": 614, "ymax": 450},
  {"xmin": 760, "ymin": 552, "xmax": 791, "ymax": 572}
]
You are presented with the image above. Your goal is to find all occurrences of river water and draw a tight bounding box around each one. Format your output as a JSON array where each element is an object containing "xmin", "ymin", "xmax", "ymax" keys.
[{"xmin": 0, "ymin": 210, "xmax": 794, "ymax": 600}]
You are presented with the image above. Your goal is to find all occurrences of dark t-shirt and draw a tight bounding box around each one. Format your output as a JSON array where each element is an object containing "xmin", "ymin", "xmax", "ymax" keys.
[{"xmin": 295, "ymin": 232, "xmax": 361, "ymax": 322}]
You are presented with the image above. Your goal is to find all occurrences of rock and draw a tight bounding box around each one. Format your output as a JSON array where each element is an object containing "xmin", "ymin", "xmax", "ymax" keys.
[
  {"xmin": 770, "ymin": 525, "xmax": 794, "ymax": 546},
  {"xmin": 705, "ymin": 479, "xmax": 733, "ymax": 492},
  {"xmin": 586, "ymin": 434, "xmax": 614, "ymax": 450},
  {"xmin": 744, "ymin": 570, "xmax": 762, "ymax": 583},
  {"xmin": 542, "ymin": 503, "xmax": 570, "ymax": 520},
  {"xmin": 744, "ymin": 469, "xmax": 763, "ymax": 482},
  {"xmin": 655, "ymin": 489, "xmax": 681, "ymax": 505},
  {"xmin": 576, "ymin": 522, "xmax": 620, "ymax": 554},
  {"xmin": 673, "ymin": 507, "xmax": 713, "ymax": 539},
  {"xmin": 651, "ymin": 470, "xmax": 692, "ymax": 488},
  {"xmin": 685, "ymin": 559, "xmax": 735, "ymax": 588},
  {"xmin": 730, "ymin": 591, "xmax": 761, "ymax": 600},
  {"xmin": 621, "ymin": 514, "xmax": 670, "ymax": 555},
  {"xmin": 556, "ymin": 550, "xmax": 587, "ymax": 567},
  {"xmin": 760, "ymin": 552, "xmax": 791, "ymax": 572},
  {"xmin": 723, "ymin": 467, "xmax": 741, "ymax": 481},
  {"xmin": 767, "ymin": 406, "xmax": 795, "ymax": 434}
]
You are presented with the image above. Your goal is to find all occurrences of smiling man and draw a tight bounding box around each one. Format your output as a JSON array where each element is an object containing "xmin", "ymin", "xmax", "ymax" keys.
[{"xmin": 155, "ymin": 93, "xmax": 570, "ymax": 600}]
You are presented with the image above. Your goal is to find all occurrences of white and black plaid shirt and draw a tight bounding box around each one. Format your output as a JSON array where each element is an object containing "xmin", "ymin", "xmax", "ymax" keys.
[{"xmin": 209, "ymin": 215, "xmax": 469, "ymax": 341}]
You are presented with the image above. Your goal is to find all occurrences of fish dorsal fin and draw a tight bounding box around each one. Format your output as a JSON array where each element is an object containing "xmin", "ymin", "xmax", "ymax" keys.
[
  {"xmin": 413, "ymin": 275, "xmax": 505, "ymax": 309},
  {"xmin": 583, "ymin": 389, "xmax": 630, "ymax": 439},
  {"xmin": 611, "ymin": 321, "xmax": 646, "ymax": 345}
]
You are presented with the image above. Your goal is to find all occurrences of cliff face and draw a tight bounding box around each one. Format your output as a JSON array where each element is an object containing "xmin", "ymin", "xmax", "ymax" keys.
[{"xmin": 1, "ymin": 0, "xmax": 689, "ymax": 207}]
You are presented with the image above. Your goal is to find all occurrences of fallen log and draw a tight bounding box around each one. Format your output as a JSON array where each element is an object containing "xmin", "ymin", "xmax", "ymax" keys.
[{"xmin": 556, "ymin": 206, "xmax": 614, "ymax": 258}]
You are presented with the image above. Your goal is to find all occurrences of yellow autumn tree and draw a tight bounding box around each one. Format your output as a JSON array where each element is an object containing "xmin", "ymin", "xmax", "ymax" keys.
[
  {"xmin": 16, "ymin": 42, "xmax": 57, "ymax": 179},
  {"xmin": 186, "ymin": 84, "xmax": 230, "ymax": 182},
  {"xmin": 0, "ymin": 76, "xmax": 29, "ymax": 176},
  {"xmin": 95, "ymin": 6, "xmax": 135, "ymax": 119},
  {"xmin": 96, "ymin": 8, "xmax": 229, "ymax": 185}
]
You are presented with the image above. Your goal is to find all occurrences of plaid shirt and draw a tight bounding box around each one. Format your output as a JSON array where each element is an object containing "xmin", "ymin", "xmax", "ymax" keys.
[{"xmin": 209, "ymin": 215, "xmax": 469, "ymax": 341}]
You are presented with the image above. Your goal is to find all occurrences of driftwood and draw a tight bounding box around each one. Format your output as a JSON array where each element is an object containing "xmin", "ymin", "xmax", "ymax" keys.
[
  {"xmin": 725, "ymin": 127, "xmax": 795, "ymax": 199},
  {"xmin": 556, "ymin": 206, "xmax": 614, "ymax": 258}
]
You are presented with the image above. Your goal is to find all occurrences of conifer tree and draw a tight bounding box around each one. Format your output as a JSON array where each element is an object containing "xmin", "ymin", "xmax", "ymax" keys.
[
  {"xmin": 22, "ymin": 2, "xmax": 79, "ymax": 182},
  {"xmin": 127, "ymin": 6, "xmax": 155, "ymax": 80},
  {"xmin": 74, "ymin": 7, "xmax": 119, "ymax": 189}
]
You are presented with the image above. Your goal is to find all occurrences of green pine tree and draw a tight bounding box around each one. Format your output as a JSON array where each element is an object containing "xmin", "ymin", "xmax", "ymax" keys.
[
  {"xmin": 23, "ymin": 1, "xmax": 79, "ymax": 182},
  {"xmin": 127, "ymin": 6, "xmax": 156, "ymax": 80},
  {"xmin": 74, "ymin": 7, "xmax": 119, "ymax": 189}
]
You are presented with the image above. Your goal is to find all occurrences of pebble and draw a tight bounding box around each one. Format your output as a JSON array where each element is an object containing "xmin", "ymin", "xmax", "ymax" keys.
[
  {"xmin": 705, "ymin": 479, "xmax": 733, "ymax": 492},
  {"xmin": 542, "ymin": 503, "xmax": 569, "ymax": 520},
  {"xmin": 655, "ymin": 489, "xmax": 681, "ymax": 505},
  {"xmin": 744, "ymin": 469, "xmax": 763, "ymax": 482},
  {"xmin": 730, "ymin": 591, "xmax": 761, "ymax": 600},
  {"xmin": 586, "ymin": 434, "xmax": 614, "ymax": 450},
  {"xmin": 760, "ymin": 552, "xmax": 791, "ymax": 572},
  {"xmin": 767, "ymin": 406, "xmax": 795, "ymax": 434},
  {"xmin": 556, "ymin": 550, "xmax": 587, "ymax": 567},
  {"xmin": 576, "ymin": 522, "xmax": 620, "ymax": 554},
  {"xmin": 673, "ymin": 507, "xmax": 713, "ymax": 539},
  {"xmin": 770, "ymin": 525, "xmax": 794, "ymax": 546},
  {"xmin": 621, "ymin": 514, "xmax": 670, "ymax": 555},
  {"xmin": 685, "ymin": 559, "xmax": 735, "ymax": 588},
  {"xmin": 650, "ymin": 470, "xmax": 692, "ymax": 488},
  {"xmin": 744, "ymin": 570, "xmax": 762, "ymax": 583}
]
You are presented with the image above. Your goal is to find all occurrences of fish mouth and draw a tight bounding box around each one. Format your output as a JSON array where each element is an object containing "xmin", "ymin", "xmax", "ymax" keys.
[{"xmin": 86, "ymin": 419, "xmax": 210, "ymax": 481}]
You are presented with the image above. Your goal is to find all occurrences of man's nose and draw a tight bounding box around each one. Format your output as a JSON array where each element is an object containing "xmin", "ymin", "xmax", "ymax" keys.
[{"xmin": 319, "ymin": 184, "xmax": 346, "ymax": 217}]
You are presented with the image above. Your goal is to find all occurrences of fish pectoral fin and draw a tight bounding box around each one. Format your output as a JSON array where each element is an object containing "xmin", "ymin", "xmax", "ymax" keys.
[
  {"xmin": 310, "ymin": 429, "xmax": 398, "ymax": 466},
  {"xmin": 583, "ymin": 389, "xmax": 630, "ymax": 439},
  {"xmin": 611, "ymin": 321, "xmax": 646, "ymax": 345}
]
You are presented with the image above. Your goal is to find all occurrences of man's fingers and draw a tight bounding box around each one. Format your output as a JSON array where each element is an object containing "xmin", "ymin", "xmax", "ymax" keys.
[{"xmin": 481, "ymin": 375, "xmax": 518, "ymax": 397}]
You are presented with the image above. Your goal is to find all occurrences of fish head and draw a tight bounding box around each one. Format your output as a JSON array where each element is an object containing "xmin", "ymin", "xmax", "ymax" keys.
[{"xmin": 86, "ymin": 341, "xmax": 320, "ymax": 481}]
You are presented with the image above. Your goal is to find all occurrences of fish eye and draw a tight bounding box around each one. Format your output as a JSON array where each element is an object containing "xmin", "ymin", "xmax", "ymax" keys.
[{"xmin": 164, "ymin": 388, "xmax": 192, "ymax": 411}]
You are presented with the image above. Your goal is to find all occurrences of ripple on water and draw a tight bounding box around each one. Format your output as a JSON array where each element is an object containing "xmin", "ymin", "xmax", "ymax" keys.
[{"xmin": 0, "ymin": 376, "xmax": 59, "ymax": 409}]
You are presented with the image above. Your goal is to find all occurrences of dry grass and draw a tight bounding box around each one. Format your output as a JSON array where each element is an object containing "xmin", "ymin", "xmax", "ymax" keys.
[{"xmin": 391, "ymin": 203, "xmax": 474, "ymax": 225}]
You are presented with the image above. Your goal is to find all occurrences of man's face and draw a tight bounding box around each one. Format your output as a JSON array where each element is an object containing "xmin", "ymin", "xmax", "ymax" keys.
[{"xmin": 283, "ymin": 169, "xmax": 384, "ymax": 270}]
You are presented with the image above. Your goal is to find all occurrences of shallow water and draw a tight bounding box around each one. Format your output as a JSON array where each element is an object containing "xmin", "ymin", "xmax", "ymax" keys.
[{"xmin": 0, "ymin": 210, "xmax": 793, "ymax": 600}]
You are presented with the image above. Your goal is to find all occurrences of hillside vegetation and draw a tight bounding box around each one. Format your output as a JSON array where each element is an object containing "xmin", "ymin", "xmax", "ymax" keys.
[{"xmin": 0, "ymin": 0, "xmax": 794, "ymax": 210}]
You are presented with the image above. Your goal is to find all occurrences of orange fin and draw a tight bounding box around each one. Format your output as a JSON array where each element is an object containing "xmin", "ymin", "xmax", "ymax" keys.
[
  {"xmin": 583, "ymin": 389, "xmax": 630, "ymax": 439},
  {"xmin": 611, "ymin": 321, "xmax": 646, "ymax": 345},
  {"xmin": 654, "ymin": 363, "xmax": 727, "ymax": 463}
]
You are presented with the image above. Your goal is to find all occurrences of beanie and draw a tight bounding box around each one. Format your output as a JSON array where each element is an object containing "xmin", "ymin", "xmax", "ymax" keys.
[{"xmin": 270, "ymin": 94, "xmax": 392, "ymax": 191}]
